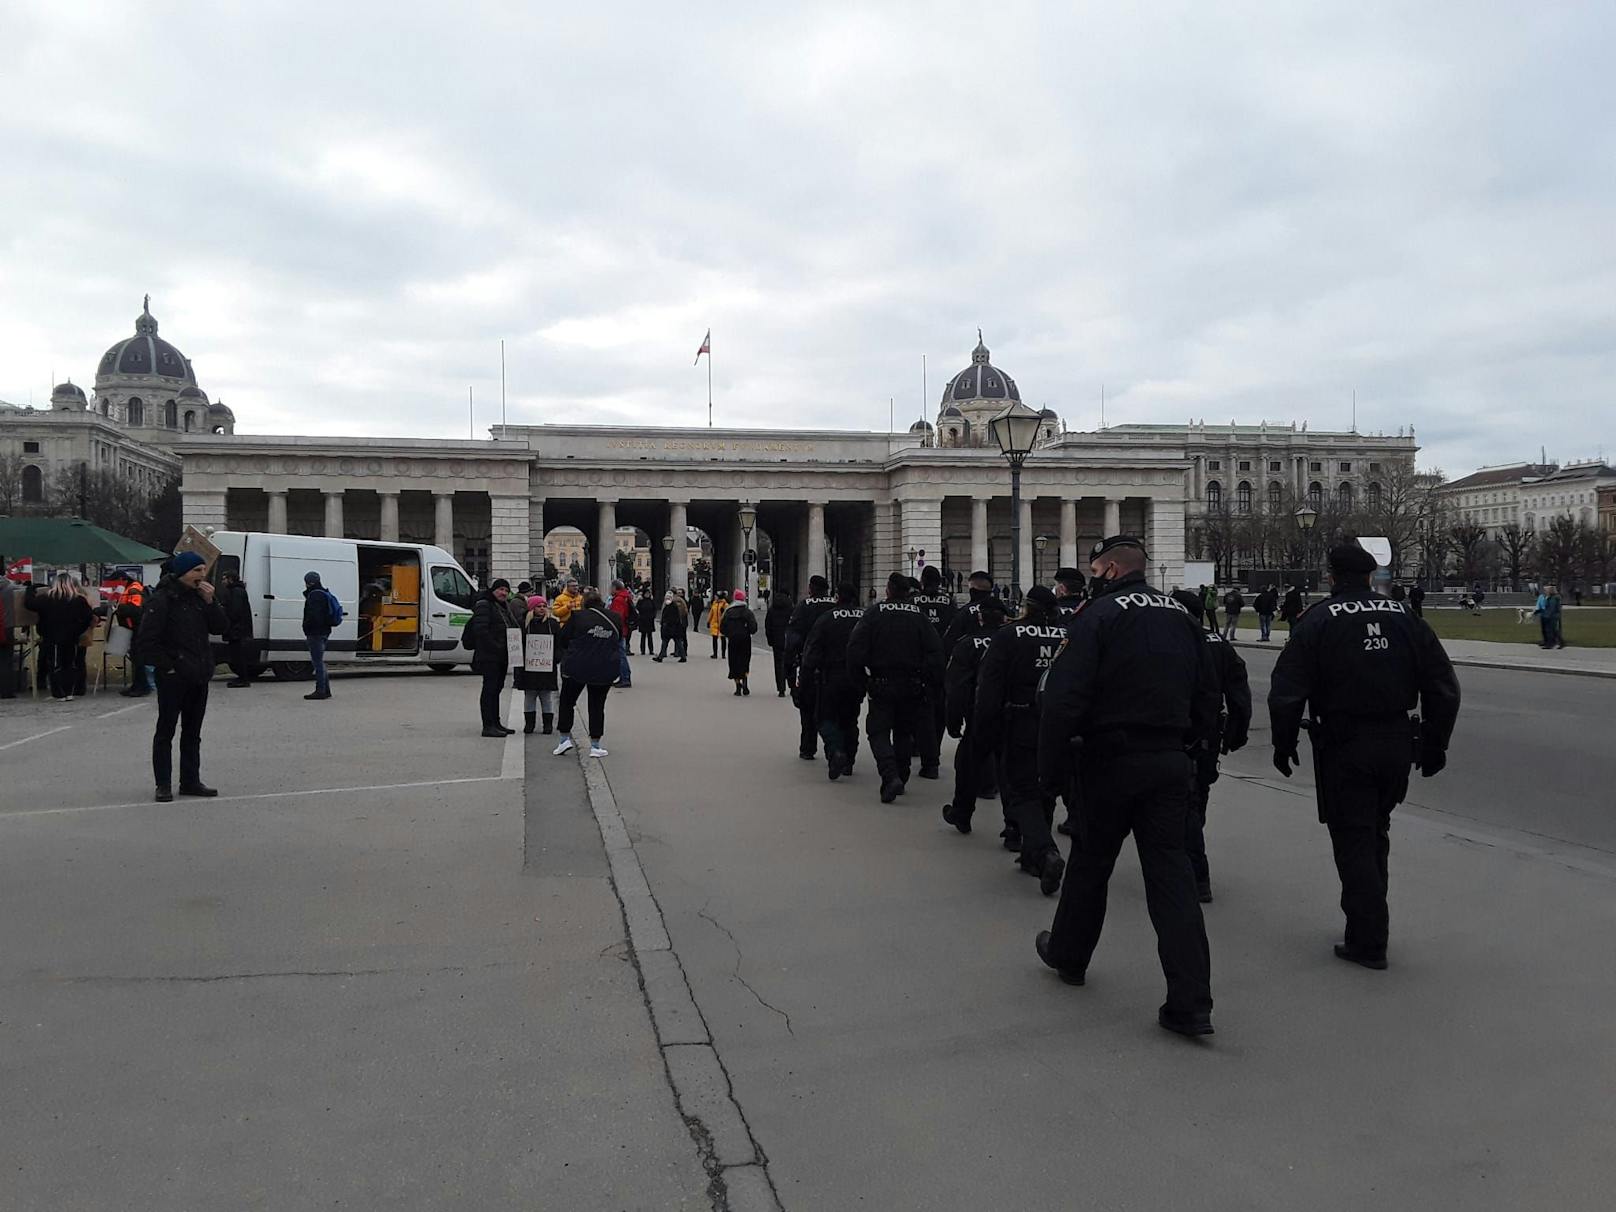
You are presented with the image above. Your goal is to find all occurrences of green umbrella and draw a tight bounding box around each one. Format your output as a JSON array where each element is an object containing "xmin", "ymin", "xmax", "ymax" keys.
[{"xmin": 0, "ymin": 516, "xmax": 169, "ymax": 565}]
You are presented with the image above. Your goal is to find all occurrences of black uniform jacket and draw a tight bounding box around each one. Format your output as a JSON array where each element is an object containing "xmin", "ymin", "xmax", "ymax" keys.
[
  {"xmin": 1268, "ymin": 587, "xmax": 1459, "ymax": 757},
  {"xmin": 800, "ymin": 605, "xmax": 865, "ymax": 687},
  {"xmin": 1036, "ymin": 572, "xmax": 1220, "ymax": 790},
  {"xmin": 911, "ymin": 590, "xmax": 957, "ymax": 639},
  {"xmin": 1202, "ymin": 630, "xmax": 1252, "ymax": 750},
  {"xmin": 134, "ymin": 576, "xmax": 229, "ymax": 685},
  {"xmin": 784, "ymin": 596, "xmax": 837, "ymax": 681},
  {"xmin": 942, "ymin": 590, "xmax": 1001, "ymax": 651},
  {"xmin": 973, "ymin": 617, "xmax": 1067, "ymax": 751},
  {"xmin": 944, "ymin": 626, "xmax": 998, "ymax": 737},
  {"xmin": 846, "ymin": 599, "xmax": 944, "ymax": 687}
]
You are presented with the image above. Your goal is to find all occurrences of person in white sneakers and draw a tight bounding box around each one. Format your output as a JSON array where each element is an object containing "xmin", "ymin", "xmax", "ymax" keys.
[{"xmin": 552, "ymin": 588, "xmax": 620, "ymax": 758}]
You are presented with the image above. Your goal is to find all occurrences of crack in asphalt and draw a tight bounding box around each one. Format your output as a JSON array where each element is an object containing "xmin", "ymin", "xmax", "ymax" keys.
[
  {"xmin": 44, "ymin": 962, "xmax": 498, "ymax": 985},
  {"xmin": 697, "ymin": 904, "xmax": 795, "ymax": 1038}
]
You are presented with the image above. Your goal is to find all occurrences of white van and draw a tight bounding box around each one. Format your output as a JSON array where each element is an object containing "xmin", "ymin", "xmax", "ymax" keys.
[{"xmin": 207, "ymin": 531, "xmax": 479, "ymax": 679}]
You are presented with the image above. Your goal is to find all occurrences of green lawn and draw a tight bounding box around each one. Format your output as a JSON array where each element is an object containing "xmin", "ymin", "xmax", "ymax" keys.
[{"xmin": 1235, "ymin": 607, "xmax": 1616, "ymax": 647}]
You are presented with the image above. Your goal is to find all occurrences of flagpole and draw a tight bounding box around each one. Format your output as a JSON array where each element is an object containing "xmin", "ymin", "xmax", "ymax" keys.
[
  {"xmin": 468, "ymin": 386, "xmax": 473, "ymax": 439},
  {"xmin": 708, "ymin": 341, "xmax": 713, "ymax": 429},
  {"xmin": 500, "ymin": 339, "xmax": 507, "ymax": 429}
]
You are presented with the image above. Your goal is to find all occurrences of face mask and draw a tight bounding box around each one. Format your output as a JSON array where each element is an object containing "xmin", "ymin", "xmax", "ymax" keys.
[{"xmin": 1088, "ymin": 575, "xmax": 1110, "ymax": 597}]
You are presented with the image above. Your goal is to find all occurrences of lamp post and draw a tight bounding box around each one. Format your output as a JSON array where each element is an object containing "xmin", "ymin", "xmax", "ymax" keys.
[
  {"xmin": 739, "ymin": 501, "xmax": 757, "ymax": 603},
  {"xmin": 1294, "ymin": 503, "xmax": 1318, "ymax": 588},
  {"xmin": 990, "ymin": 400, "xmax": 1043, "ymax": 601},
  {"xmin": 906, "ymin": 546, "xmax": 918, "ymax": 578},
  {"xmin": 661, "ymin": 533, "xmax": 674, "ymax": 598},
  {"xmin": 1033, "ymin": 533, "xmax": 1050, "ymax": 588}
]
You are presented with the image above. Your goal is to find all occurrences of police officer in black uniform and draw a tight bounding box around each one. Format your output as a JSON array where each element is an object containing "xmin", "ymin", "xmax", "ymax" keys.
[
  {"xmin": 846, "ymin": 572, "xmax": 945, "ymax": 803},
  {"xmin": 1269, "ymin": 542, "xmax": 1460, "ymax": 969},
  {"xmin": 941, "ymin": 594, "xmax": 1008, "ymax": 835},
  {"xmin": 1052, "ymin": 567, "xmax": 1086, "ymax": 621},
  {"xmin": 941, "ymin": 569, "xmax": 997, "ymax": 653},
  {"xmin": 799, "ymin": 581, "xmax": 867, "ymax": 781},
  {"xmin": 975, "ymin": 586, "xmax": 1070, "ymax": 894},
  {"xmin": 912, "ymin": 565, "xmax": 958, "ymax": 777},
  {"xmin": 1170, "ymin": 588, "xmax": 1252, "ymax": 903},
  {"xmin": 1034, "ymin": 535, "xmax": 1221, "ymax": 1036},
  {"xmin": 784, "ymin": 575, "xmax": 838, "ymax": 761}
]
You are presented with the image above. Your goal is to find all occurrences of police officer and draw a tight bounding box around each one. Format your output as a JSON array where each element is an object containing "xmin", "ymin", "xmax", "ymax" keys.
[
  {"xmin": 784, "ymin": 575, "xmax": 839, "ymax": 761},
  {"xmin": 1052, "ymin": 567, "xmax": 1086, "ymax": 621},
  {"xmin": 975, "ymin": 586, "xmax": 1070, "ymax": 894},
  {"xmin": 799, "ymin": 581, "xmax": 867, "ymax": 781},
  {"xmin": 941, "ymin": 569, "xmax": 998, "ymax": 652},
  {"xmin": 1033, "ymin": 535, "xmax": 1221, "ymax": 1037},
  {"xmin": 846, "ymin": 572, "xmax": 945, "ymax": 803},
  {"xmin": 912, "ymin": 564, "xmax": 958, "ymax": 777},
  {"xmin": 941, "ymin": 594, "xmax": 1008, "ymax": 835},
  {"xmin": 1170, "ymin": 589, "xmax": 1252, "ymax": 903},
  {"xmin": 1269, "ymin": 542, "xmax": 1460, "ymax": 970}
]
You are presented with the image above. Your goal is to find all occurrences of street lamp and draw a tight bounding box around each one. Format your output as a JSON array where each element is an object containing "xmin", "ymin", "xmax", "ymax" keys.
[
  {"xmin": 990, "ymin": 400, "xmax": 1043, "ymax": 600},
  {"xmin": 1294, "ymin": 504, "xmax": 1318, "ymax": 588},
  {"xmin": 1034, "ymin": 533, "xmax": 1050, "ymax": 588},
  {"xmin": 738, "ymin": 501, "xmax": 757, "ymax": 601},
  {"xmin": 907, "ymin": 546, "xmax": 918, "ymax": 578},
  {"xmin": 661, "ymin": 533, "xmax": 674, "ymax": 597}
]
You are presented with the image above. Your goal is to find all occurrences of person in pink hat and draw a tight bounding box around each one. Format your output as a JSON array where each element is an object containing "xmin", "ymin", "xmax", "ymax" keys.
[
  {"xmin": 719, "ymin": 588, "xmax": 758, "ymax": 695},
  {"xmin": 513, "ymin": 595, "xmax": 561, "ymax": 733}
]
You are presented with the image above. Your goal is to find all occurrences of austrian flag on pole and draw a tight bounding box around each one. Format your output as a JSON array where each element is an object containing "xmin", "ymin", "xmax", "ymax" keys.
[{"xmin": 694, "ymin": 330, "xmax": 710, "ymax": 365}]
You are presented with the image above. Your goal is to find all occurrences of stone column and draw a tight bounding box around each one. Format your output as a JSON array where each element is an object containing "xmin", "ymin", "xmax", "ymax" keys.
[
  {"xmin": 968, "ymin": 496, "xmax": 990, "ymax": 576},
  {"xmin": 266, "ymin": 490, "xmax": 288, "ymax": 535},
  {"xmin": 489, "ymin": 494, "xmax": 530, "ymax": 584},
  {"xmin": 806, "ymin": 502, "xmax": 827, "ymax": 586},
  {"xmin": 379, "ymin": 491, "xmax": 400, "ymax": 542},
  {"xmin": 897, "ymin": 494, "xmax": 943, "ymax": 582},
  {"xmin": 323, "ymin": 489, "xmax": 345, "ymax": 539},
  {"xmin": 1149, "ymin": 496, "xmax": 1187, "ymax": 591},
  {"xmin": 871, "ymin": 499, "xmax": 901, "ymax": 587},
  {"xmin": 433, "ymin": 490, "xmax": 454, "ymax": 551},
  {"xmin": 1059, "ymin": 498, "xmax": 1078, "ymax": 569},
  {"xmin": 597, "ymin": 499, "xmax": 617, "ymax": 589},
  {"xmin": 1018, "ymin": 498, "xmax": 1034, "ymax": 592},
  {"xmin": 667, "ymin": 501, "xmax": 689, "ymax": 594},
  {"xmin": 528, "ymin": 496, "xmax": 545, "ymax": 580},
  {"xmin": 1104, "ymin": 497, "xmax": 1122, "ymax": 537}
]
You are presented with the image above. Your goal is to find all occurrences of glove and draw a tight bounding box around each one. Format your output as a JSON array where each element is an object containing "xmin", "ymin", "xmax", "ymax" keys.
[
  {"xmin": 1419, "ymin": 745, "xmax": 1446, "ymax": 778},
  {"xmin": 1273, "ymin": 747, "xmax": 1298, "ymax": 778},
  {"xmin": 947, "ymin": 722, "xmax": 963, "ymax": 740},
  {"xmin": 1222, "ymin": 731, "xmax": 1248, "ymax": 755}
]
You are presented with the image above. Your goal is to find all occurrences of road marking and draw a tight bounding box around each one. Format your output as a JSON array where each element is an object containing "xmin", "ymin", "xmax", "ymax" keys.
[
  {"xmin": 0, "ymin": 725, "xmax": 72, "ymax": 752},
  {"xmin": 0, "ymin": 774, "xmax": 515, "ymax": 820},
  {"xmin": 501, "ymin": 690, "xmax": 524, "ymax": 782},
  {"xmin": 96, "ymin": 703, "xmax": 147, "ymax": 720}
]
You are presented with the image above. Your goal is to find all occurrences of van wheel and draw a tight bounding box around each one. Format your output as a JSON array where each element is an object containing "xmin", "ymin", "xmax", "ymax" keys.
[
  {"xmin": 428, "ymin": 663, "xmax": 457, "ymax": 674},
  {"xmin": 272, "ymin": 661, "xmax": 314, "ymax": 681}
]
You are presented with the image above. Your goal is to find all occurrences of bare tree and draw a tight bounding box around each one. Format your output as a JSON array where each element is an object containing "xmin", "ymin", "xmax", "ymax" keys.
[
  {"xmin": 1362, "ymin": 461, "xmax": 1434, "ymax": 576},
  {"xmin": 0, "ymin": 452, "xmax": 25, "ymax": 515},
  {"xmin": 1497, "ymin": 523, "xmax": 1534, "ymax": 590},
  {"xmin": 1449, "ymin": 523, "xmax": 1490, "ymax": 585},
  {"xmin": 1535, "ymin": 517, "xmax": 1580, "ymax": 588}
]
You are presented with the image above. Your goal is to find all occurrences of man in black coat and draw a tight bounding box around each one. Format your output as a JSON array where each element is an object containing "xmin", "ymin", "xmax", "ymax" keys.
[
  {"xmin": 847, "ymin": 573, "xmax": 945, "ymax": 804},
  {"xmin": 942, "ymin": 594, "xmax": 1007, "ymax": 836},
  {"xmin": 221, "ymin": 571, "xmax": 256, "ymax": 688},
  {"xmin": 941, "ymin": 569, "xmax": 999, "ymax": 652},
  {"xmin": 800, "ymin": 582, "xmax": 867, "ymax": 780},
  {"xmin": 764, "ymin": 590, "xmax": 795, "ymax": 696},
  {"xmin": 785, "ymin": 575, "xmax": 838, "ymax": 759},
  {"xmin": 911, "ymin": 564, "xmax": 958, "ymax": 776},
  {"xmin": 133, "ymin": 552, "xmax": 229, "ymax": 802},
  {"xmin": 468, "ymin": 579, "xmax": 522, "ymax": 737}
]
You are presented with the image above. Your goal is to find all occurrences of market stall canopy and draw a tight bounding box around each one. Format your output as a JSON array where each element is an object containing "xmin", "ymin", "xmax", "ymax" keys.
[{"xmin": 0, "ymin": 517, "xmax": 169, "ymax": 565}]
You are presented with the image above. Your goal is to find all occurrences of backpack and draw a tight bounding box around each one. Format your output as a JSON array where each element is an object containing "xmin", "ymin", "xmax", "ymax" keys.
[{"xmin": 323, "ymin": 588, "xmax": 345, "ymax": 627}]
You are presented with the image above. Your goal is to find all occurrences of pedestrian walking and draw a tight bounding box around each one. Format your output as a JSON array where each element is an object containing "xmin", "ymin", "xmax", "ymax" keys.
[
  {"xmin": 975, "ymin": 586, "xmax": 1070, "ymax": 895},
  {"xmin": 707, "ymin": 591, "xmax": 729, "ymax": 660},
  {"xmin": 1252, "ymin": 585, "xmax": 1278, "ymax": 642},
  {"xmin": 551, "ymin": 579, "xmax": 583, "ymax": 625},
  {"xmin": 689, "ymin": 590, "xmax": 706, "ymax": 633},
  {"xmin": 1034, "ymin": 535, "xmax": 1221, "ymax": 1037},
  {"xmin": 635, "ymin": 588, "xmax": 657, "ymax": 655},
  {"xmin": 800, "ymin": 582, "xmax": 868, "ymax": 780},
  {"xmin": 1389, "ymin": 582, "xmax": 1406, "ymax": 603},
  {"xmin": 221, "ymin": 571, "xmax": 257, "ymax": 687},
  {"xmin": 1171, "ymin": 590, "xmax": 1252, "ymax": 903},
  {"xmin": 301, "ymin": 571, "xmax": 341, "ymax": 701},
  {"xmin": 1221, "ymin": 587, "xmax": 1244, "ymax": 640},
  {"xmin": 721, "ymin": 588, "xmax": 758, "ymax": 695},
  {"xmin": 25, "ymin": 573, "xmax": 93, "ymax": 700},
  {"xmin": 785, "ymin": 576, "xmax": 838, "ymax": 758},
  {"xmin": 913, "ymin": 565, "xmax": 957, "ymax": 776},
  {"xmin": 133, "ymin": 552, "xmax": 228, "ymax": 802},
  {"xmin": 515, "ymin": 595, "xmax": 561, "ymax": 734},
  {"xmin": 1269, "ymin": 544, "xmax": 1460, "ymax": 970},
  {"xmin": 467, "ymin": 578, "xmax": 522, "ymax": 737},
  {"xmin": 941, "ymin": 595, "xmax": 1008, "ymax": 834},
  {"xmin": 553, "ymin": 589, "xmax": 621, "ymax": 758},
  {"xmin": 1408, "ymin": 584, "xmax": 1425, "ymax": 618},
  {"xmin": 1535, "ymin": 584, "xmax": 1564, "ymax": 648},
  {"xmin": 608, "ymin": 580, "xmax": 634, "ymax": 688},
  {"xmin": 764, "ymin": 589, "xmax": 794, "ymax": 696},
  {"xmin": 1280, "ymin": 583, "xmax": 1306, "ymax": 638},
  {"xmin": 941, "ymin": 570, "xmax": 1001, "ymax": 651},
  {"xmin": 1200, "ymin": 584, "xmax": 1219, "ymax": 633},
  {"xmin": 846, "ymin": 572, "xmax": 945, "ymax": 804}
]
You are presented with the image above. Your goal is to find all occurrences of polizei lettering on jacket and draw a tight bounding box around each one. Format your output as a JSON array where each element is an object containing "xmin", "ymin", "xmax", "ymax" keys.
[
  {"xmin": 829, "ymin": 608, "xmax": 864, "ymax": 622},
  {"xmin": 1326, "ymin": 598, "xmax": 1409, "ymax": 617},
  {"xmin": 1112, "ymin": 592, "xmax": 1192, "ymax": 615},
  {"xmin": 1016, "ymin": 623, "xmax": 1069, "ymax": 668},
  {"xmin": 878, "ymin": 602, "xmax": 923, "ymax": 614},
  {"xmin": 803, "ymin": 597, "xmax": 836, "ymax": 608}
]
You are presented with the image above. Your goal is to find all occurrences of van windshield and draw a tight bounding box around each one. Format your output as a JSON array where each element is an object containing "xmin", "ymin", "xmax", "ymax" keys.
[{"xmin": 431, "ymin": 565, "xmax": 475, "ymax": 608}]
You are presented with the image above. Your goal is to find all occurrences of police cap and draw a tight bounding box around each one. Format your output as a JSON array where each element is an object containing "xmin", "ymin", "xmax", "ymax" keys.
[
  {"xmin": 979, "ymin": 596, "xmax": 1008, "ymax": 620},
  {"xmin": 1089, "ymin": 535, "xmax": 1149, "ymax": 561},
  {"xmin": 1024, "ymin": 585, "xmax": 1059, "ymax": 614},
  {"xmin": 968, "ymin": 569, "xmax": 992, "ymax": 584},
  {"xmin": 1328, "ymin": 543, "xmax": 1377, "ymax": 576},
  {"xmin": 1053, "ymin": 566, "xmax": 1084, "ymax": 589}
]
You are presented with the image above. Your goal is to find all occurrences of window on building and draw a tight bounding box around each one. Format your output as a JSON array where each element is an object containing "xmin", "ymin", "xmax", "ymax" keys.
[
  {"xmin": 1308, "ymin": 481, "xmax": 1323, "ymax": 508},
  {"xmin": 1367, "ymin": 482, "xmax": 1382, "ymax": 509},
  {"xmin": 1338, "ymin": 482, "xmax": 1353, "ymax": 509},
  {"xmin": 1268, "ymin": 460, "xmax": 1282, "ymax": 472},
  {"xmin": 1206, "ymin": 481, "xmax": 1222, "ymax": 510},
  {"xmin": 1238, "ymin": 460, "xmax": 1251, "ymax": 472},
  {"xmin": 100, "ymin": 400, "xmax": 109, "ymax": 416},
  {"xmin": 1369, "ymin": 462, "xmax": 1382, "ymax": 473},
  {"xmin": 1237, "ymin": 481, "xmax": 1252, "ymax": 513},
  {"xmin": 1268, "ymin": 481, "xmax": 1283, "ymax": 509},
  {"xmin": 22, "ymin": 464, "xmax": 44, "ymax": 502},
  {"xmin": 164, "ymin": 399, "xmax": 178, "ymax": 428},
  {"xmin": 127, "ymin": 398, "xmax": 144, "ymax": 425},
  {"xmin": 23, "ymin": 440, "xmax": 40, "ymax": 453},
  {"xmin": 184, "ymin": 411, "xmax": 195, "ymax": 432},
  {"xmin": 1339, "ymin": 461, "xmax": 1352, "ymax": 472},
  {"xmin": 1208, "ymin": 460, "xmax": 1222, "ymax": 471},
  {"xmin": 1309, "ymin": 461, "xmax": 1323, "ymax": 472}
]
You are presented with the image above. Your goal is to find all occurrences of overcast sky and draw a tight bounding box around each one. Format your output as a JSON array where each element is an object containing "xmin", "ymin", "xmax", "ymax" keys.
[{"xmin": 4, "ymin": 1, "xmax": 1612, "ymax": 475}]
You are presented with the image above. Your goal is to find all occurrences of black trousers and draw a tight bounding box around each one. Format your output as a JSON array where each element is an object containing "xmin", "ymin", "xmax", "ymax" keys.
[
  {"xmin": 1045, "ymin": 751, "xmax": 1211, "ymax": 1019},
  {"xmin": 711, "ymin": 634, "xmax": 727, "ymax": 658},
  {"xmin": 40, "ymin": 638, "xmax": 77, "ymax": 698},
  {"xmin": 797, "ymin": 682, "xmax": 819, "ymax": 757},
  {"xmin": 657, "ymin": 631, "xmax": 688, "ymax": 659},
  {"xmin": 557, "ymin": 677, "xmax": 610, "ymax": 739},
  {"xmin": 815, "ymin": 677, "xmax": 863, "ymax": 767},
  {"xmin": 997, "ymin": 720, "xmax": 1056, "ymax": 862},
  {"xmin": 863, "ymin": 683, "xmax": 935, "ymax": 784},
  {"xmin": 152, "ymin": 675, "xmax": 210, "ymax": 788},
  {"xmin": 479, "ymin": 668, "xmax": 507, "ymax": 727},
  {"xmin": 227, "ymin": 639, "xmax": 258, "ymax": 681},
  {"xmin": 1318, "ymin": 725, "xmax": 1409, "ymax": 955},
  {"xmin": 1186, "ymin": 775, "xmax": 1212, "ymax": 886},
  {"xmin": 772, "ymin": 646, "xmax": 789, "ymax": 695},
  {"xmin": 949, "ymin": 730, "xmax": 999, "ymax": 824},
  {"xmin": 929, "ymin": 695, "xmax": 947, "ymax": 772},
  {"xmin": 638, "ymin": 626, "xmax": 654, "ymax": 654},
  {"xmin": 0, "ymin": 643, "xmax": 15, "ymax": 698}
]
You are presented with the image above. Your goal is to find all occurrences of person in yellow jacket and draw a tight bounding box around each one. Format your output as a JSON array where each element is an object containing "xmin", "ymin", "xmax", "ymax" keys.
[
  {"xmin": 551, "ymin": 580, "xmax": 584, "ymax": 625},
  {"xmin": 707, "ymin": 590, "xmax": 729, "ymax": 660}
]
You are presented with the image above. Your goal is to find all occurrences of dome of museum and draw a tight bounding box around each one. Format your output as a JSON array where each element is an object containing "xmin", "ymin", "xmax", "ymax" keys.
[
  {"xmin": 96, "ymin": 297, "xmax": 196, "ymax": 385},
  {"xmin": 51, "ymin": 380, "xmax": 87, "ymax": 409},
  {"xmin": 942, "ymin": 331, "xmax": 1019, "ymax": 406}
]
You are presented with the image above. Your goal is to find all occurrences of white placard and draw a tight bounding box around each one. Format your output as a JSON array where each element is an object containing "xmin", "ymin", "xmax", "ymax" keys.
[
  {"xmin": 506, "ymin": 626, "xmax": 524, "ymax": 670},
  {"xmin": 524, "ymin": 633, "xmax": 554, "ymax": 674},
  {"xmin": 104, "ymin": 625, "xmax": 132, "ymax": 659}
]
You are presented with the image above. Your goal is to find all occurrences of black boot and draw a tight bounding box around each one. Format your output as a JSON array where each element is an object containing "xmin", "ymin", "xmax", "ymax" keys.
[
  {"xmin": 524, "ymin": 711, "xmax": 536, "ymax": 734},
  {"xmin": 542, "ymin": 713, "xmax": 554, "ymax": 734}
]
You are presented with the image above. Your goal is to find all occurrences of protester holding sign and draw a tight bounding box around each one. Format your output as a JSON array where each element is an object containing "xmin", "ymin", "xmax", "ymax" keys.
[{"xmin": 514, "ymin": 595, "xmax": 561, "ymax": 734}]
